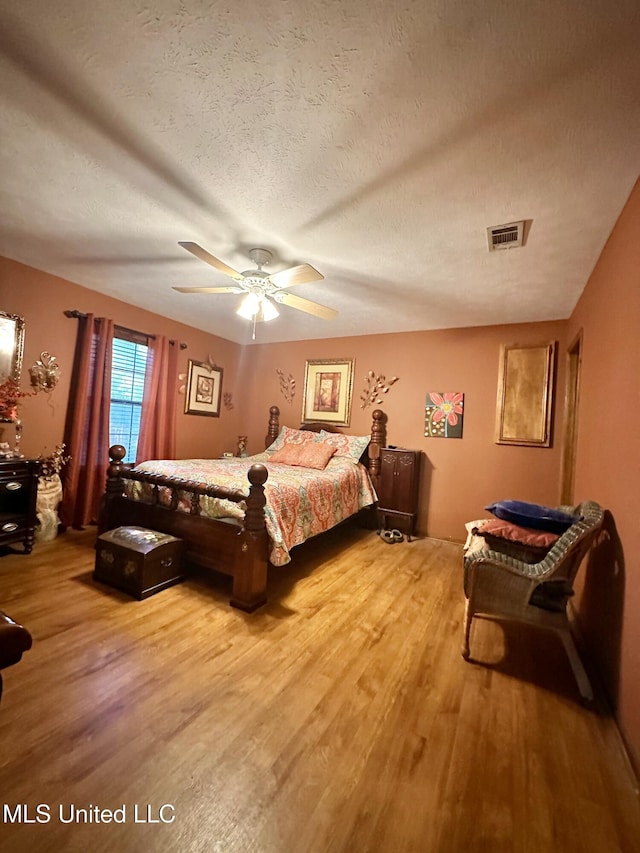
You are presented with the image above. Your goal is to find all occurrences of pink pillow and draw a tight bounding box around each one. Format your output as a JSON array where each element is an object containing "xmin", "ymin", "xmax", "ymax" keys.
[
  {"xmin": 318, "ymin": 430, "xmax": 370, "ymax": 463},
  {"xmin": 266, "ymin": 425, "xmax": 318, "ymax": 452},
  {"xmin": 269, "ymin": 442, "xmax": 337, "ymax": 470},
  {"xmin": 475, "ymin": 519, "xmax": 560, "ymax": 549}
]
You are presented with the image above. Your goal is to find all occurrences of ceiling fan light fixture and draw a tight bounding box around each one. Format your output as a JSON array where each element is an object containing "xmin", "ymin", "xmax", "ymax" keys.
[
  {"xmin": 236, "ymin": 292, "xmax": 259, "ymax": 320},
  {"xmin": 177, "ymin": 242, "xmax": 334, "ymax": 322},
  {"xmin": 236, "ymin": 292, "xmax": 279, "ymax": 322},
  {"xmin": 259, "ymin": 296, "xmax": 279, "ymax": 322}
]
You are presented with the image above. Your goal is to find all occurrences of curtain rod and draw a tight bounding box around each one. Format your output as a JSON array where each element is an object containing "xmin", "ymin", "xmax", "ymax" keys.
[{"xmin": 64, "ymin": 310, "xmax": 187, "ymax": 349}]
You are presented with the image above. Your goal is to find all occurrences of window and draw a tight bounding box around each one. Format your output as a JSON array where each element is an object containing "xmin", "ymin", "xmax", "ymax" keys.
[{"xmin": 110, "ymin": 329, "xmax": 149, "ymax": 463}]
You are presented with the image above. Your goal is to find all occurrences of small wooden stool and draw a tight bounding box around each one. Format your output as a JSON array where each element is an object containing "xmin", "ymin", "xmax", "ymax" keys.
[{"xmin": 94, "ymin": 526, "xmax": 185, "ymax": 600}]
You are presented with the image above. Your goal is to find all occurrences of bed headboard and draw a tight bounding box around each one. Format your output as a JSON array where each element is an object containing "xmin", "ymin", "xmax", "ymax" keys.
[{"xmin": 264, "ymin": 405, "xmax": 387, "ymax": 482}]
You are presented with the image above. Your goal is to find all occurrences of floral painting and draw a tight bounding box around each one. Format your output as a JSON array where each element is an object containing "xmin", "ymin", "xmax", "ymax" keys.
[{"xmin": 425, "ymin": 392, "xmax": 464, "ymax": 438}]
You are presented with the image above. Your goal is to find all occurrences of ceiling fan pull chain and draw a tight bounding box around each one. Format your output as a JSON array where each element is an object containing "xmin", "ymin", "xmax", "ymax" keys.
[{"xmin": 252, "ymin": 313, "xmax": 257, "ymax": 341}]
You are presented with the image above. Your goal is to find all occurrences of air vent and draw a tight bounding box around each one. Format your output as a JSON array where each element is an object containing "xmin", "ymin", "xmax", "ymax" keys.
[{"xmin": 487, "ymin": 220, "xmax": 525, "ymax": 251}]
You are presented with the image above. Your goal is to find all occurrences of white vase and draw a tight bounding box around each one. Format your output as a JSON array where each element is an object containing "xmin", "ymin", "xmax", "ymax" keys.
[{"xmin": 36, "ymin": 474, "xmax": 63, "ymax": 542}]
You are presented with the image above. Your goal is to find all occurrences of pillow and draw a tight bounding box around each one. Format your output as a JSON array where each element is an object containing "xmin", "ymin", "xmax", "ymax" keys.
[
  {"xmin": 266, "ymin": 425, "xmax": 318, "ymax": 453},
  {"xmin": 463, "ymin": 520, "xmax": 491, "ymax": 556},
  {"xmin": 484, "ymin": 500, "xmax": 580, "ymax": 534},
  {"xmin": 269, "ymin": 442, "xmax": 336, "ymax": 470},
  {"xmin": 472, "ymin": 518, "xmax": 559, "ymax": 564},
  {"xmin": 318, "ymin": 430, "xmax": 371, "ymax": 463},
  {"xmin": 474, "ymin": 519, "xmax": 560, "ymax": 549}
]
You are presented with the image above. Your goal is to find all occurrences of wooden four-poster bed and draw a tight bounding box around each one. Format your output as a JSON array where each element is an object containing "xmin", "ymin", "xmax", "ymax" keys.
[{"xmin": 98, "ymin": 406, "xmax": 387, "ymax": 610}]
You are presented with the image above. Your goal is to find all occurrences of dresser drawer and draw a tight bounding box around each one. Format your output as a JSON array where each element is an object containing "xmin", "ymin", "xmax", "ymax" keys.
[
  {"xmin": 0, "ymin": 473, "xmax": 29, "ymax": 493},
  {"xmin": 0, "ymin": 459, "xmax": 40, "ymax": 553}
]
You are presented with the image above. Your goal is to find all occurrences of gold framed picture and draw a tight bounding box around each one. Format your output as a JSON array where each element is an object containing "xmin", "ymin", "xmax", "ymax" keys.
[
  {"xmin": 495, "ymin": 342, "xmax": 556, "ymax": 446},
  {"xmin": 184, "ymin": 359, "xmax": 223, "ymax": 417},
  {"xmin": 301, "ymin": 358, "xmax": 354, "ymax": 427}
]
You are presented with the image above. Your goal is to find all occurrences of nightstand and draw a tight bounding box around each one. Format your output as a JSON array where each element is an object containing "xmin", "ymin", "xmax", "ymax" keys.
[
  {"xmin": 377, "ymin": 448, "xmax": 421, "ymax": 540},
  {"xmin": 0, "ymin": 459, "xmax": 40, "ymax": 554}
]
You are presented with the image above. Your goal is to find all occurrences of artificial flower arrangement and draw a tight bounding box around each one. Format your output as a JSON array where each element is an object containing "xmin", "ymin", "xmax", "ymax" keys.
[
  {"xmin": 38, "ymin": 443, "xmax": 70, "ymax": 481},
  {"xmin": 0, "ymin": 377, "xmax": 35, "ymax": 421}
]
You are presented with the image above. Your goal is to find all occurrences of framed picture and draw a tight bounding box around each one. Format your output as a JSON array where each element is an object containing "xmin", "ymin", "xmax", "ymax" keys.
[
  {"xmin": 184, "ymin": 359, "xmax": 223, "ymax": 417},
  {"xmin": 495, "ymin": 342, "xmax": 556, "ymax": 446},
  {"xmin": 301, "ymin": 358, "xmax": 354, "ymax": 426},
  {"xmin": 425, "ymin": 392, "xmax": 464, "ymax": 438}
]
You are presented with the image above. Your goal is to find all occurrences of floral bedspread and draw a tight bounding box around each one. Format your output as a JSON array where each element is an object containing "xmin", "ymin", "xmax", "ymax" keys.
[{"xmin": 126, "ymin": 453, "xmax": 377, "ymax": 566}]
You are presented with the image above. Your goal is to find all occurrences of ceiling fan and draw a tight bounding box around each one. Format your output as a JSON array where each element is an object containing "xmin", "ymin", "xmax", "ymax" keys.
[{"xmin": 173, "ymin": 243, "xmax": 337, "ymax": 337}]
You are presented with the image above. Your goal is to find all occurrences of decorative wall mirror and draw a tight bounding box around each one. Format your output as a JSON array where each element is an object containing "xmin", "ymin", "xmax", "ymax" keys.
[{"xmin": 0, "ymin": 311, "xmax": 25, "ymax": 384}]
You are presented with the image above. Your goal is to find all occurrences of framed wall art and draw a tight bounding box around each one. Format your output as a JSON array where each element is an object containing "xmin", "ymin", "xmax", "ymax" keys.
[
  {"xmin": 495, "ymin": 342, "xmax": 556, "ymax": 446},
  {"xmin": 301, "ymin": 358, "xmax": 354, "ymax": 426},
  {"xmin": 184, "ymin": 359, "xmax": 223, "ymax": 417},
  {"xmin": 425, "ymin": 392, "xmax": 464, "ymax": 438}
]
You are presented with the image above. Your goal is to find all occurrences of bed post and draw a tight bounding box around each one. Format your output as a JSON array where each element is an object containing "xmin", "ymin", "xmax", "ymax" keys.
[
  {"xmin": 231, "ymin": 463, "xmax": 270, "ymax": 612},
  {"xmin": 265, "ymin": 405, "xmax": 280, "ymax": 448},
  {"xmin": 368, "ymin": 409, "xmax": 387, "ymax": 489},
  {"xmin": 98, "ymin": 444, "xmax": 127, "ymax": 533}
]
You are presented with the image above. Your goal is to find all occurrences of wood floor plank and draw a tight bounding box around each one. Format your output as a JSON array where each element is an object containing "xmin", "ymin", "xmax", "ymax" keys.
[{"xmin": 0, "ymin": 527, "xmax": 639, "ymax": 852}]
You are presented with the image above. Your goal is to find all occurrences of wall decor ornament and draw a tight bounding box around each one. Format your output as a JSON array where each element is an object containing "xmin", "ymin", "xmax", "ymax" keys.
[
  {"xmin": 223, "ymin": 391, "xmax": 234, "ymax": 410},
  {"xmin": 180, "ymin": 354, "xmax": 219, "ymax": 395},
  {"xmin": 184, "ymin": 359, "xmax": 223, "ymax": 417},
  {"xmin": 203, "ymin": 353, "xmax": 218, "ymax": 372},
  {"xmin": 276, "ymin": 369, "xmax": 296, "ymax": 405},
  {"xmin": 29, "ymin": 351, "xmax": 61, "ymax": 393},
  {"xmin": 360, "ymin": 371, "xmax": 399, "ymax": 409},
  {"xmin": 425, "ymin": 392, "xmax": 464, "ymax": 438},
  {"xmin": 301, "ymin": 358, "xmax": 354, "ymax": 427}
]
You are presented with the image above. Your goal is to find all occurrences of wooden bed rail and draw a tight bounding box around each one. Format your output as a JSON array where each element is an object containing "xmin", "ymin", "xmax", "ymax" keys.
[
  {"xmin": 99, "ymin": 444, "xmax": 270, "ymax": 611},
  {"xmin": 101, "ymin": 444, "xmax": 268, "ymax": 530}
]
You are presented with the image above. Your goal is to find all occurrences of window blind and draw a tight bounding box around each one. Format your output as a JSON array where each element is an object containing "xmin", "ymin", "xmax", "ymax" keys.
[{"xmin": 110, "ymin": 335, "xmax": 149, "ymax": 463}]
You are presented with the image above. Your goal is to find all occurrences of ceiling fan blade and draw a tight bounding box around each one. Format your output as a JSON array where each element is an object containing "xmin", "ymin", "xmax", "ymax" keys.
[
  {"xmin": 268, "ymin": 263, "xmax": 324, "ymax": 288},
  {"xmin": 172, "ymin": 285, "xmax": 244, "ymax": 294},
  {"xmin": 178, "ymin": 242, "xmax": 244, "ymax": 280},
  {"xmin": 276, "ymin": 292, "xmax": 337, "ymax": 320}
]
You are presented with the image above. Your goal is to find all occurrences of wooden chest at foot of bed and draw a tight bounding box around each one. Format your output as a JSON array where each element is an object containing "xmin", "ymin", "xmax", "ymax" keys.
[{"xmin": 94, "ymin": 526, "xmax": 186, "ymax": 600}]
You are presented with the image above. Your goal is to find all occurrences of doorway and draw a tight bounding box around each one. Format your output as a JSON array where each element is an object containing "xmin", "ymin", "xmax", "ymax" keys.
[{"xmin": 560, "ymin": 330, "xmax": 583, "ymax": 505}]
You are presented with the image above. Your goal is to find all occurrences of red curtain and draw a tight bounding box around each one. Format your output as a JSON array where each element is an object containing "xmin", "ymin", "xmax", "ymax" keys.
[
  {"xmin": 59, "ymin": 315, "xmax": 114, "ymax": 528},
  {"xmin": 136, "ymin": 336, "xmax": 179, "ymax": 463}
]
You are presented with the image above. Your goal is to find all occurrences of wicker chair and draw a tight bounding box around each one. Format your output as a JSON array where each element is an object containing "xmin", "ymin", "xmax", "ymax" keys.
[{"xmin": 462, "ymin": 500, "xmax": 604, "ymax": 701}]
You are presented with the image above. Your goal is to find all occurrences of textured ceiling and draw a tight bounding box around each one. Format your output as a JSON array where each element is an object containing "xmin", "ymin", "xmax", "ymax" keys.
[{"xmin": 1, "ymin": 0, "xmax": 639, "ymax": 344}]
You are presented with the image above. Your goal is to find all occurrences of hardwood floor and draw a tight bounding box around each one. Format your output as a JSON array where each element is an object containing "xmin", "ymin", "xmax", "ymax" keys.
[{"xmin": 0, "ymin": 525, "xmax": 639, "ymax": 852}]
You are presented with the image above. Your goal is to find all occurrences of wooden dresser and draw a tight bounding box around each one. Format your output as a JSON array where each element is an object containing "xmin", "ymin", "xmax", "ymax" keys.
[
  {"xmin": 376, "ymin": 448, "xmax": 421, "ymax": 540},
  {"xmin": 0, "ymin": 459, "xmax": 40, "ymax": 554}
]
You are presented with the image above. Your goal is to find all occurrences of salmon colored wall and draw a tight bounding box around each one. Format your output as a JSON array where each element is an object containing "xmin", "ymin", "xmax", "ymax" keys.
[
  {"xmin": 238, "ymin": 319, "xmax": 568, "ymax": 542},
  {"xmin": 0, "ymin": 257, "xmax": 244, "ymax": 460},
  {"xmin": 0, "ymin": 255, "xmax": 568, "ymax": 540},
  {"xmin": 567, "ymin": 178, "xmax": 640, "ymax": 777}
]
